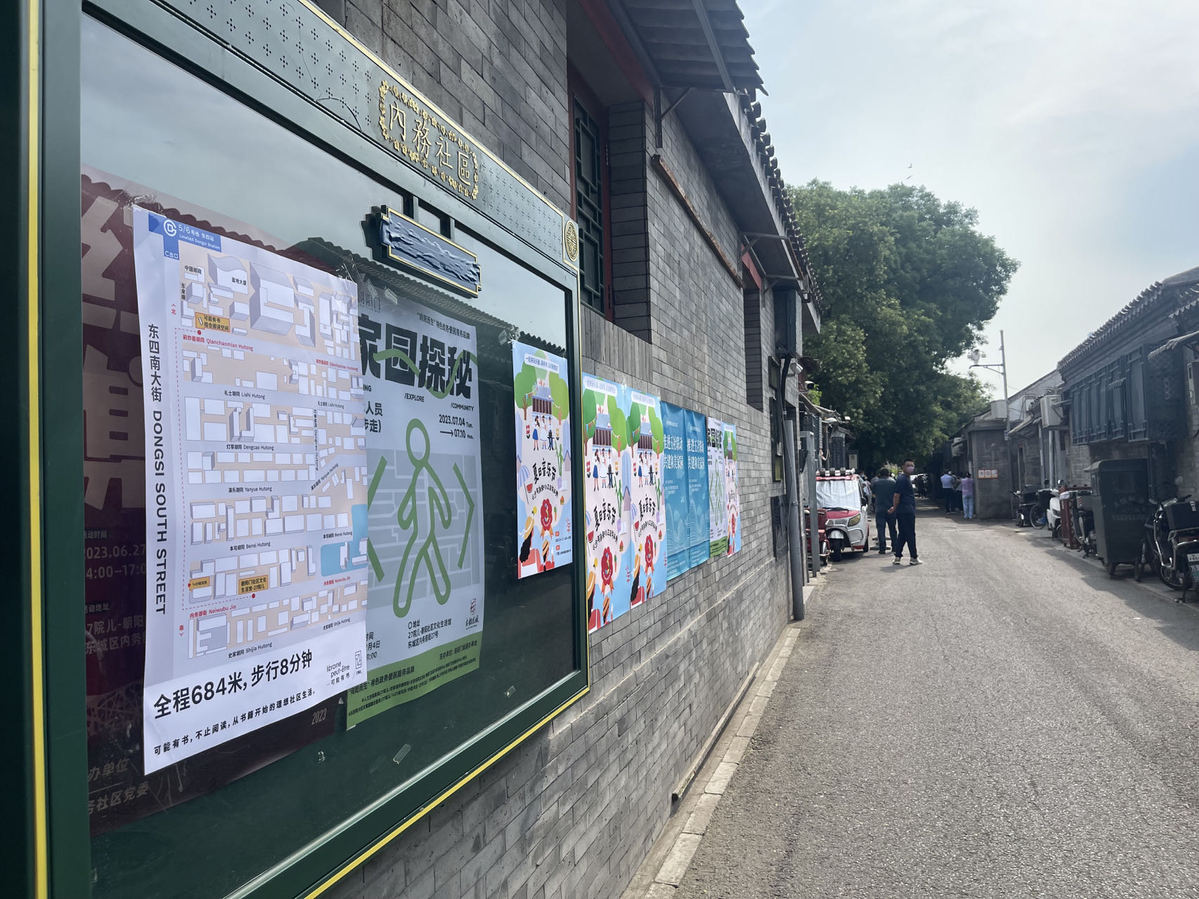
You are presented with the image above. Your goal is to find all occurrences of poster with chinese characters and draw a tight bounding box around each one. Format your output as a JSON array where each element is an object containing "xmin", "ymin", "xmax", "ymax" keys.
[
  {"xmin": 582, "ymin": 374, "xmax": 629, "ymax": 632},
  {"xmin": 82, "ymin": 175, "xmax": 341, "ymax": 833},
  {"xmin": 133, "ymin": 205, "xmax": 369, "ymax": 773},
  {"xmin": 686, "ymin": 409, "xmax": 711, "ymax": 569},
  {"xmin": 513, "ymin": 342, "xmax": 573, "ymax": 578},
  {"xmin": 623, "ymin": 387, "xmax": 666, "ymax": 603},
  {"xmin": 707, "ymin": 417, "xmax": 729, "ymax": 558},
  {"xmin": 662, "ymin": 402, "xmax": 689, "ymax": 580},
  {"xmin": 723, "ymin": 423, "xmax": 741, "ymax": 555},
  {"xmin": 346, "ymin": 288, "xmax": 484, "ymax": 726}
]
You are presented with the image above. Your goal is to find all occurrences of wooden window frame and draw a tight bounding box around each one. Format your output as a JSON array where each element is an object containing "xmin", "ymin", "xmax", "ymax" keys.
[{"xmin": 568, "ymin": 66, "xmax": 614, "ymax": 321}]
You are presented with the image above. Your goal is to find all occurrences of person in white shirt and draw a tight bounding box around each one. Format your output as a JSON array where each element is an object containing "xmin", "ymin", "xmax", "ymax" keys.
[{"xmin": 940, "ymin": 471, "xmax": 955, "ymax": 513}]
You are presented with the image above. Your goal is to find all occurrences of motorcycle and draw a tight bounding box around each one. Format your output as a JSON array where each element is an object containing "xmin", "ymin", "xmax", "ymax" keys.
[{"xmin": 1135, "ymin": 496, "xmax": 1199, "ymax": 599}]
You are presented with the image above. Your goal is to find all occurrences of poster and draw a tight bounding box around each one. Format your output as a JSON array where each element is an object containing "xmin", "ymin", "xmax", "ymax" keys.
[
  {"xmin": 707, "ymin": 419, "xmax": 729, "ymax": 557},
  {"xmin": 662, "ymin": 403, "xmax": 690, "ymax": 580},
  {"xmin": 724, "ymin": 423, "xmax": 741, "ymax": 555},
  {"xmin": 624, "ymin": 388, "xmax": 666, "ymax": 602},
  {"xmin": 133, "ymin": 205, "xmax": 369, "ymax": 773},
  {"xmin": 346, "ymin": 289, "xmax": 485, "ymax": 726},
  {"xmin": 82, "ymin": 175, "xmax": 339, "ymax": 833},
  {"xmin": 686, "ymin": 409, "xmax": 711, "ymax": 568},
  {"xmin": 582, "ymin": 374, "xmax": 629, "ymax": 631},
  {"xmin": 513, "ymin": 342, "xmax": 572, "ymax": 578}
]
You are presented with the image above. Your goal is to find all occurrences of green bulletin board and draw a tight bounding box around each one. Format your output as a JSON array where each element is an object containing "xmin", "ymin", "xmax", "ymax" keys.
[{"xmin": 27, "ymin": 3, "xmax": 589, "ymax": 896}]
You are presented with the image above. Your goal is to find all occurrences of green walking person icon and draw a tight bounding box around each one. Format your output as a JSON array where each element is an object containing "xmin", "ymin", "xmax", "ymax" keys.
[{"xmin": 394, "ymin": 419, "xmax": 453, "ymax": 617}]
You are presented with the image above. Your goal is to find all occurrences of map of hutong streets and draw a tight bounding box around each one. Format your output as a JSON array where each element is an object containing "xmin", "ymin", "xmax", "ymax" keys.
[{"xmin": 134, "ymin": 207, "xmax": 369, "ymax": 770}]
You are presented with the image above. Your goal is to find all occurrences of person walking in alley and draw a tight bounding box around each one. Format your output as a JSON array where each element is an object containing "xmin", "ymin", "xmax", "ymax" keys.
[
  {"xmin": 960, "ymin": 471, "xmax": 975, "ymax": 520},
  {"xmin": 870, "ymin": 466, "xmax": 898, "ymax": 554},
  {"xmin": 889, "ymin": 460, "xmax": 921, "ymax": 565},
  {"xmin": 941, "ymin": 470, "xmax": 956, "ymax": 513}
]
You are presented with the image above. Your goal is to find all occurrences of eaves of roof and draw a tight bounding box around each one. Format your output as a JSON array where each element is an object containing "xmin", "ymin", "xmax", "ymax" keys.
[
  {"xmin": 1058, "ymin": 266, "xmax": 1199, "ymax": 372},
  {"xmin": 609, "ymin": 0, "xmax": 825, "ymax": 312}
]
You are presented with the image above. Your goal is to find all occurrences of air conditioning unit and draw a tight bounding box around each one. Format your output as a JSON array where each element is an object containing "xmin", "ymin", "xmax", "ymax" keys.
[
  {"xmin": 1021, "ymin": 396, "xmax": 1038, "ymax": 417},
  {"xmin": 1040, "ymin": 394, "xmax": 1064, "ymax": 428}
]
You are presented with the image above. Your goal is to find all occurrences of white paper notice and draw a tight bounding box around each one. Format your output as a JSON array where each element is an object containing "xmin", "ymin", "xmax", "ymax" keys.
[{"xmin": 133, "ymin": 207, "xmax": 368, "ymax": 772}]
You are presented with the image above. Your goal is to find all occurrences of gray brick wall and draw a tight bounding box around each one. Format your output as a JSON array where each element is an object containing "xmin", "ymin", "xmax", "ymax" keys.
[
  {"xmin": 327, "ymin": 3, "xmax": 797, "ymax": 896},
  {"xmin": 340, "ymin": 0, "xmax": 571, "ymax": 212}
]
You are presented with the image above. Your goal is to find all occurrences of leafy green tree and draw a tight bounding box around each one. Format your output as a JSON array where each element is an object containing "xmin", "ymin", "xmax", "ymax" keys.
[
  {"xmin": 513, "ymin": 363, "xmax": 538, "ymax": 420},
  {"xmin": 583, "ymin": 389, "xmax": 598, "ymax": 443},
  {"xmin": 789, "ymin": 180, "xmax": 1016, "ymax": 465},
  {"xmin": 609, "ymin": 404, "xmax": 628, "ymax": 453},
  {"xmin": 648, "ymin": 405, "xmax": 664, "ymax": 454},
  {"xmin": 549, "ymin": 371, "xmax": 570, "ymax": 424}
]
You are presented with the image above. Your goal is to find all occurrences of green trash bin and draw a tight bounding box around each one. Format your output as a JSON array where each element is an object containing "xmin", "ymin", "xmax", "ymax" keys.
[{"xmin": 1090, "ymin": 458, "xmax": 1152, "ymax": 577}]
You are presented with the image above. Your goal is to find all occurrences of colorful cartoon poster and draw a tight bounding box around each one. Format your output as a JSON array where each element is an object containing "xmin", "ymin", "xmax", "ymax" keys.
[
  {"xmin": 133, "ymin": 205, "xmax": 369, "ymax": 773},
  {"xmin": 723, "ymin": 423, "xmax": 741, "ymax": 554},
  {"xmin": 512, "ymin": 342, "xmax": 572, "ymax": 578},
  {"xmin": 346, "ymin": 289, "xmax": 484, "ymax": 726},
  {"xmin": 582, "ymin": 374, "xmax": 629, "ymax": 632},
  {"xmin": 685, "ymin": 409, "xmax": 710, "ymax": 568},
  {"xmin": 623, "ymin": 388, "xmax": 667, "ymax": 603},
  {"xmin": 707, "ymin": 418, "xmax": 729, "ymax": 557},
  {"xmin": 662, "ymin": 403, "xmax": 689, "ymax": 580}
]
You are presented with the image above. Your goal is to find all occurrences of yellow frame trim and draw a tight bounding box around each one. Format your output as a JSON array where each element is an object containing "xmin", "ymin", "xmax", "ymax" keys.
[
  {"xmin": 27, "ymin": 1, "xmax": 48, "ymax": 896},
  {"xmin": 303, "ymin": 682, "xmax": 588, "ymax": 897},
  {"xmin": 55, "ymin": 7, "xmax": 591, "ymax": 897}
]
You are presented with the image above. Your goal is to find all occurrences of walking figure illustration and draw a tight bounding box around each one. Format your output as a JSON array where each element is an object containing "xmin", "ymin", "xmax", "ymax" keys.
[{"xmin": 394, "ymin": 419, "xmax": 453, "ymax": 617}]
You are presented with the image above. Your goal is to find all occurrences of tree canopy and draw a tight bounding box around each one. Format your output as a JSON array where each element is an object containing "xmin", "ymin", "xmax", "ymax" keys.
[{"xmin": 789, "ymin": 180, "xmax": 1017, "ymax": 467}]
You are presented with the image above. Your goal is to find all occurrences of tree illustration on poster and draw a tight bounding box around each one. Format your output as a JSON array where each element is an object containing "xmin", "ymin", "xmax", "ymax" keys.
[
  {"xmin": 723, "ymin": 423, "xmax": 741, "ymax": 554},
  {"xmin": 582, "ymin": 375, "xmax": 630, "ymax": 632},
  {"xmin": 512, "ymin": 341, "xmax": 573, "ymax": 578},
  {"xmin": 707, "ymin": 418, "xmax": 729, "ymax": 557},
  {"xmin": 623, "ymin": 388, "xmax": 667, "ymax": 604}
]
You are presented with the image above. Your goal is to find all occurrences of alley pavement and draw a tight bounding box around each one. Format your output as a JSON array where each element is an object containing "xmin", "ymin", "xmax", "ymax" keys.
[{"xmin": 676, "ymin": 504, "xmax": 1199, "ymax": 899}]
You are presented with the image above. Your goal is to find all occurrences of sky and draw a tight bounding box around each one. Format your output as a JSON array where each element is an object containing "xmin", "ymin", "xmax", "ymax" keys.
[{"xmin": 742, "ymin": 0, "xmax": 1199, "ymax": 395}]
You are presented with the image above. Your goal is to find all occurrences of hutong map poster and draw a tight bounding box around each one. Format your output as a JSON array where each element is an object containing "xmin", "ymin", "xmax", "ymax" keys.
[{"xmin": 133, "ymin": 206, "xmax": 369, "ymax": 772}]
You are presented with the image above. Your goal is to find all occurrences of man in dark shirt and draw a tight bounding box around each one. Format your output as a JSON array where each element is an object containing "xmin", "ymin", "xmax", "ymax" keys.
[
  {"xmin": 888, "ymin": 459, "xmax": 922, "ymax": 566},
  {"xmin": 869, "ymin": 467, "xmax": 898, "ymax": 554}
]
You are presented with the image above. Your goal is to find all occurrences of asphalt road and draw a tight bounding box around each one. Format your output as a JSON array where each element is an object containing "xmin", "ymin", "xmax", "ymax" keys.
[{"xmin": 677, "ymin": 505, "xmax": 1199, "ymax": 899}]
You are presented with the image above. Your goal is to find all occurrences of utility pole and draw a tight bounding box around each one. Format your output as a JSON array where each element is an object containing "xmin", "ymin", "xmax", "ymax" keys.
[{"xmin": 969, "ymin": 330, "xmax": 1012, "ymax": 505}]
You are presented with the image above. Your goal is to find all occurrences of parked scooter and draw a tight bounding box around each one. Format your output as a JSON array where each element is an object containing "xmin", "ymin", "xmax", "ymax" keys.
[
  {"xmin": 1072, "ymin": 493, "xmax": 1097, "ymax": 557},
  {"xmin": 1136, "ymin": 496, "xmax": 1199, "ymax": 599},
  {"xmin": 1046, "ymin": 482, "xmax": 1065, "ymax": 538}
]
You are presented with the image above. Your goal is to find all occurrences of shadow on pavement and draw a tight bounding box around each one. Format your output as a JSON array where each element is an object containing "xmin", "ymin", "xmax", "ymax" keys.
[{"xmin": 946, "ymin": 511, "xmax": 1199, "ymax": 655}]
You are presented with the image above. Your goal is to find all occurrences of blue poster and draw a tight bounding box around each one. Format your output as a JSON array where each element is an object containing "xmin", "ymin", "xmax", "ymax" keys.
[
  {"xmin": 662, "ymin": 403, "xmax": 690, "ymax": 580},
  {"xmin": 685, "ymin": 409, "xmax": 710, "ymax": 569}
]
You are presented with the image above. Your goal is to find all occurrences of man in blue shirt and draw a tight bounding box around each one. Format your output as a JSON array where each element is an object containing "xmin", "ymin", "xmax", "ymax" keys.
[
  {"xmin": 869, "ymin": 467, "xmax": 898, "ymax": 554},
  {"xmin": 888, "ymin": 459, "xmax": 922, "ymax": 566}
]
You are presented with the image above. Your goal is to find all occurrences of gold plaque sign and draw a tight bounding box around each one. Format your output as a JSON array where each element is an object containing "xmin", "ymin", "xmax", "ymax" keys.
[
  {"xmin": 379, "ymin": 80, "xmax": 481, "ymax": 201},
  {"xmin": 563, "ymin": 219, "xmax": 580, "ymax": 265}
]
